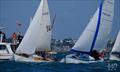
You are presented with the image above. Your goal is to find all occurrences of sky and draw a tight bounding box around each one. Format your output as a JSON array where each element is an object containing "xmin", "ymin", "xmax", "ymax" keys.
[{"xmin": 0, "ymin": 0, "xmax": 120, "ymax": 40}]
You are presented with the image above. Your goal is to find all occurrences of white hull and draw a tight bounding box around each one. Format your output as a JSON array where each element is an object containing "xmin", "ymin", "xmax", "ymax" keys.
[
  {"xmin": 0, "ymin": 54, "xmax": 13, "ymax": 60},
  {"xmin": 0, "ymin": 43, "xmax": 14, "ymax": 60},
  {"xmin": 110, "ymin": 54, "xmax": 120, "ymax": 61},
  {"xmin": 14, "ymin": 54, "xmax": 54, "ymax": 62},
  {"xmin": 60, "ymin": 54, "xmax": 104, "ymax": 64}
]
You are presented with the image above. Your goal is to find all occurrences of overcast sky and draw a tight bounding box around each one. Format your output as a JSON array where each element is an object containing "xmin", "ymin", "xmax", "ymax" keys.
[{"xmin": 0, "ymin": 0, "xmax": 120, "ymax": 39}]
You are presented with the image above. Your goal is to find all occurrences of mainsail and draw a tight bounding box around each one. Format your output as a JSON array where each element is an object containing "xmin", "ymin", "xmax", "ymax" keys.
[
  {"xmin": 111, "ymin": 31, "xmax": 120, "ymax": 53},
  {"xmin": 72, "ymin": 0, "xmax": 114, "ymax": 53},
  {"xmin": 16, "ymin": 0, "xmax": 52, "ymax": 55}
]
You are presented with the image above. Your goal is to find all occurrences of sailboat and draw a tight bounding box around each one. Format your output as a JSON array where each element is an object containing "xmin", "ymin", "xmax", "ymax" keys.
[
  {"xmin": 14, "ymin": 0, "xmax": 54, "ymax": 62},
  {"xmin": 110, "ymin": 31, "xmax": 120, "ymax": 61},
  {"xmin": 61, "ymin": 0, "xmax": 115, "ymax": 63}
]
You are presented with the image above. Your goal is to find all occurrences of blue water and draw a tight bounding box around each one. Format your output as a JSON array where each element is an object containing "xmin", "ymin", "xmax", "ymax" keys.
[
  {"xmin": 0, "ymin": 60, "xmax": 120, "ymax": 72},
  {"xmin": 0, "ymin": 53, "xmax": 120, "ymax": 72}
]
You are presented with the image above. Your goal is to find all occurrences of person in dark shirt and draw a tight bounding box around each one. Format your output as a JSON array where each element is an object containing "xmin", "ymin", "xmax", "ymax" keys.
[
  {"xmin": 90, "ymin": 50, "xmax": 101, "ymax": 60},
  {"xmin": 0, "ymin": 31, "xmax": 6, "ymax": 42},
  {"xmin": 17, "ymin": 34, "xmax": 23, "ymax": 43},
  {"xmin": 12, "ymin": 32, "xmax": 17, "ymax": 45}
]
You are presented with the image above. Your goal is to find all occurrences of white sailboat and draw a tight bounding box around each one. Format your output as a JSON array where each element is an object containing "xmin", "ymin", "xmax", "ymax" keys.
[
  {"xmin": 110, "ymin": 31, "xmax": 120, "ymax": 61},
  {"xmin": 14, "ymin": 0, "xmax": 53, "ymax": 62},
  {"xmin": 61, "ymin": 0, "xmax": 115, "ymax": 63}
]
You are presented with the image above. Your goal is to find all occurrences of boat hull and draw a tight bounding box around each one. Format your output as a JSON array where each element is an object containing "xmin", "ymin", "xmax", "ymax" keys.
[
  {"xmin": 0, "ymin": 54, "xmax": 13, "ymax": 60},
  {"xmin": 14, "ymin": 54, "xmax": 54, "ymax": 62},
  {"xmin": 60, "ymin": 54, "xmax": 104, "ymax": 64},
  {"xmin": 110, "ymin": 54, "xmax": 120, "ymax": 61}
]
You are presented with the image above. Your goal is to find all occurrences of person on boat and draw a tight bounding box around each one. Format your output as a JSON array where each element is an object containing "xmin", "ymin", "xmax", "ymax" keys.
[
  {"xmin": 0, "ymin": 31, "xmax": 6, "ymax": 42},
  {"xmin": 2, "ymin": 32, "xmax": 6, "ymax": 42},
  {"xmin": 35, "ymin": 51, "xmax": 49, "ymax": 60},
  {"xmin": 90, "ymin": 50, "xmax": 101, "ymax": 60},
  {"xmin": 43, "ymin": 52, "xmax": 52, "ymax": 61},
  {"xmin": 41, "ymin": 51, "xmax": 46, "ymax": 59},
  {"xmin": 41, "ymin": 51, "xmax": 53, "ymax": 61},
  {"xmin": 90, "ymin": 50, "xmax": 105, "ymax": 60},
  {"xmin": 0, "ymin": 31, "xmax": 3, "ymax": 42},
  {"xmin": 35, "ymin": 51, "xmax": 56, "ymax": 61},
  {"xmin": 12, "ymin": 32, "xmax": 18, "ymax": 45},
  {"xmin": 17, "ymin": 33, "xmax": 23, "ymax": 43}
]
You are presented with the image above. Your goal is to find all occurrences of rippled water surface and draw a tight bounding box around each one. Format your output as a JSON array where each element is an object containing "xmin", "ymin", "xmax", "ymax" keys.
[{"xmin": 0, "ymin": 60, "xmax": 120, "ymax": 72}]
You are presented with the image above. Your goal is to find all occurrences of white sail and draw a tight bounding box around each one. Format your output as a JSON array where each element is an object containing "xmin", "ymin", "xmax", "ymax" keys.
[
  {"xmin": 72, "ymin": 0, "xmax": 114, "ymax": 53},
  {"xmin": 16, "ymin": 0, "xmax": 52, "ymax": 54},
  {"xmin": 110, "ymin": 31, "xmax": 120, "ymax": 61},
  {"xmin": 93, "ymin": 0, "xmax": 114, "ymax": 51},
  {"xmin": 72, "ymin": 8, "xmax": 99, "ymax": 52},
  {"xmin": 111, "ymin": 31, "xmax": 120, "ymax": 53},
  {"xmin": 30, "ymin": 16, "xmax": 32, "ymax": 24},
  {"xmin": 35, "ymin": 0, "xmax": 52, "ymax": 51}
]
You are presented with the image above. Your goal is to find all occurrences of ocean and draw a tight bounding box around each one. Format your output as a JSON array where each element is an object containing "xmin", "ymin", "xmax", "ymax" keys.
[{"xmin": 0, "ymin": 60, "xmax": 120, "ymax": 72}]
